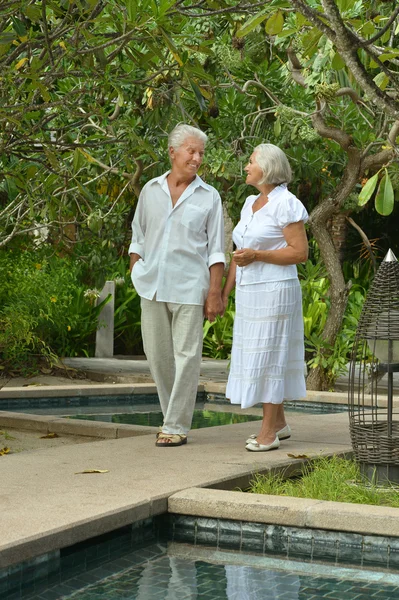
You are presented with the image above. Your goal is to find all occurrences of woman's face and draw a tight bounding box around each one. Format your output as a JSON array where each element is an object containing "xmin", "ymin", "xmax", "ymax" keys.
[{"xmin": 244, "ymin": 152, "xmax": 263, "ymax": 186}]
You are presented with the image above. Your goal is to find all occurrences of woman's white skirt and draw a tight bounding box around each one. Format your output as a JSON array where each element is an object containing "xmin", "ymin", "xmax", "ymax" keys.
[{"xmin": 226, "ymin": 278, "xmax": 306, "ymax": 409}]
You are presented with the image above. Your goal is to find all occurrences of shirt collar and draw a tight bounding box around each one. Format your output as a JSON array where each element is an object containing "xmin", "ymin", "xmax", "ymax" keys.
[
  {"xmin": 267, "ymin": 184, "xmax": 287, "ymax": 201},
  {"xmin": 150, "ymin": 171, "xmax": 212, "ymax": 192}
]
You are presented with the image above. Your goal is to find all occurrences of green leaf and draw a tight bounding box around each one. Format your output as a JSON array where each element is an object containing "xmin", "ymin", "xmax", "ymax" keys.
[
  {"xmin": 185, "ymin": 63, "xmax": 214, "ymax": 83},
  {"xmin": 44, "ymin": 148, "xmax": 59, "ymax": 170},
  {"xmin": 296, "ymin": 13, "xmax": 310, "ymax": 28},
  {"xmin": 373, "ymin": 72, "xmax": 389, "ymax": 90},
  {"xmin": 11, "ymin": 17, "xmax": 26, "ymax": 36},
  {"xmin": 360, "ymin": 21, "xmax": 375, "ymax": 36},
  {"xmin": 159, "ymin": 28, "xmax": 183, "ymax": 66},
  {"xmin": 276, "ymin": 28, "xmax": 296, "ymax": 39},
  {"xmin": 237, "ymin": 10, "xmax": 269, "ymax": 38},
  {"xmin": 37, "ymin": 82, "xmax": 51, "ymax": 102},
  {"xmin": 375, "ymin": 172, "xmax": 394, "ymax": 216},
  {"xmin": 375, "ymin": 52, "xmax": 399, "ymax": 63},
  {"xmin": 73, "ymin": 148, "xmax": 84, "ymax": 173},
  {"xmin": 302, "ymin": 28, "xmax": 323, "ymax": 58},
  {"xmin": 358, "ymin": 172, "xmax": 379, "ymax": 206},
  {"xmin": 265, "ymin": 11, "xmax": 284, "ymax": 35},
  {"xmin": 189, "ymin": 79, "xmax": 206, "ymax": 112},
  {"xmin": 126, "ymin": 0, "xmax": 137, "ymax": 22},
  {"xmin": 331, "ymin": 52, "xmax": 345, "ymax": 70},
  {"xmin": 0, "ymin": 32, "xmax": 16, "ymax": 45},
  {"xmin": 26, "ymin": 5, "xmax": 42, "ymax": 21},
  {"xmin": 26, "ymin": 165, "xmax": 38, "ymax": 179},
  {"xmin": 87, "ymin": 213, "xmax": 103, "ymax": 234},
  {"xmin": 336, "ymin": 0, "xmax": 359, "ymax": 12},
  {"xmin": 157, "ymin": 0, "xmax": 177, "ymax": 18}
]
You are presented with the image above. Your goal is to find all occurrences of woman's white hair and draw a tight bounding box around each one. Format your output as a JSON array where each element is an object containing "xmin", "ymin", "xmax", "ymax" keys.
[
  {"xmin": 168, "ymin": 124, "xmax": 208, "ymax": 150},
  {"xmin": 253, "ymin": 143, "xmax": 292, "ymax": 185}
]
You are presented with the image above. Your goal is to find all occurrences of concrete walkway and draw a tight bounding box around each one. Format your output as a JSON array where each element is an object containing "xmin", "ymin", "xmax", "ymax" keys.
[
  {"xmin": 0, "ymin": 356, "xmax": 397, "ymax": 572},
  {"xmin": 0, "ymin": 410, "xmax": 351, "ymax": 569}
]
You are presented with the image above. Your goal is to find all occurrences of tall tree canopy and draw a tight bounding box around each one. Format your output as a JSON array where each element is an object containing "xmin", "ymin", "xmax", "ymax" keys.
[{"xmin": 1, "ymin": 0, "xmax": 399, "ymax": 387}]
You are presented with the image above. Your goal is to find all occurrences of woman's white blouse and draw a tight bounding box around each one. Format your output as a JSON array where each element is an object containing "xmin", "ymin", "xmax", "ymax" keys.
[{"xmin": 232, "ymin": 185, "xmax": 308, "ymax": 285}]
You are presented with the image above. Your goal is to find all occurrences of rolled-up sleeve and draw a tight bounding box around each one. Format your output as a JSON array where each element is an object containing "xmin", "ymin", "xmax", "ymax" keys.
[
  {"xmin": 128, "ymin": 191, "xmax": 146, "ymax": 257},
  {"xmin": 207, "ymin": 191, "xmax": 225, "ymax": 268}
]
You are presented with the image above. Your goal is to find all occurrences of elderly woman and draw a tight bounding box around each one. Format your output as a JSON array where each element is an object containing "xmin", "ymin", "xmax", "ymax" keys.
[{"xmin": 222, "ymin": 144, "xmax": 308, "ymax": 452}]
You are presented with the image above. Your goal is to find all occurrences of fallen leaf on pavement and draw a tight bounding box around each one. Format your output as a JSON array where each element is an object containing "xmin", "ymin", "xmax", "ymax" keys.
[
  {"xmin": 75, "ymin": 469, "xmax": 109, "ymax": 474},
  {"xmin": 40, "ymin": 432, "xmax": 59, "ymax": 439},
  {"xmin": 0, "ymin": 447, "xmax": 10, "ymax": 456},
  {"xmin": 287, "ymin": 453, "xmax": 310, "ymax": 459},
  {"xmin": 23, "ymin": 383, "xmax": 44, "ymax": 387}
]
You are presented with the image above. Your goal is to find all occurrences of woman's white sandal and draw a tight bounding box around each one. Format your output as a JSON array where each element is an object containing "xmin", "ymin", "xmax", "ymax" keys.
[
  {"xmin": 245, "ymin": 436, "xmax": 280, "ymax": 452},
  {"xmin": 245, "ymin": 424, "xmax": 291, "ymax": 446}
]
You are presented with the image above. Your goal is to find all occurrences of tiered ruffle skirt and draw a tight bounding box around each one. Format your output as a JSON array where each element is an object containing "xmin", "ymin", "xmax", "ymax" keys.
[{"xmin": 226, "ymin": 279, "xmax": 306, "ymax": 408}]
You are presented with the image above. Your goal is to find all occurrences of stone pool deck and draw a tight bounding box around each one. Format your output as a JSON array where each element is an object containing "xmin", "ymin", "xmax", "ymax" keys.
[{"xmin": 1, "ymin": 357, "xmax": 399, "ymax": 571}]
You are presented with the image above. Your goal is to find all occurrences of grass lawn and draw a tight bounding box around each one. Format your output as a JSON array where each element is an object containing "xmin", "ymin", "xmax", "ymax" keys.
[{"xmin": 249, "ymin": 455, "xmax": 399, "ymax": 508}]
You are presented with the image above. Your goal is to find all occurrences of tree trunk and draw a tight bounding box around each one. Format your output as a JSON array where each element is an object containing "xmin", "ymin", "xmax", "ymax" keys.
[
  {"xmin": 307, "ymin": 214, "xmax": 351, "ymax": 390},
  {"xmin": 306, "ymin": 150, "xmax": 361, "ymax": 390},
  {"xmin": 330, "ymin": 210, "xmax": 349, "ymax": 263}
]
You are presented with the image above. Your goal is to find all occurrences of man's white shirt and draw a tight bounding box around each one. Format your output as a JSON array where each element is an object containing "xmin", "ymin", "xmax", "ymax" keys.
[{"xmin": 129, "ymin": 171, "xmax": 225, "ymax": 305}]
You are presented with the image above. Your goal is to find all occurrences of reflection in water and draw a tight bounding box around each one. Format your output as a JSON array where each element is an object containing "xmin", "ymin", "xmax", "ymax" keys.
[
  {"xmin": 134, "ymin": 556, "xmax": 299, "ymax": 600},
  {"xmin": 225, "ymin": 565, "xmax": 300, "ymax": 600},
  {"xmin": 136, "ymin": 557, "xmax": 198, "ymax": 600},
  {"xmin": 71, "ymin": 409, "xmax": 262, "ymax": 429}
]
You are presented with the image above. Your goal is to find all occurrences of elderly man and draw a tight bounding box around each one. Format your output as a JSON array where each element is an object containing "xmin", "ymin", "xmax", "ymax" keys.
[{"xmin": 129, "ymin": 124, "xmax": 225, "ymax": 447}]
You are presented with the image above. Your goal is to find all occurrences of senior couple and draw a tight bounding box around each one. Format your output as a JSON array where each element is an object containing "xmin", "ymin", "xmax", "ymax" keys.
[{"xmin": 129, "ymin": 124, "xmax": 308, "ymax": 451}]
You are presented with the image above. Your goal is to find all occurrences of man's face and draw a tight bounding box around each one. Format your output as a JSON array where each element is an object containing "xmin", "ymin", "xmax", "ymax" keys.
[{"xmin": 170, "ymin": 136, "xmax": 205, "ymax": 178}]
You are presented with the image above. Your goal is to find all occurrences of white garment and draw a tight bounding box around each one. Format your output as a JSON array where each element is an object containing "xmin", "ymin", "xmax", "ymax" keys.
[
  {"xmin": 129, "ymin": 171, "xmax": 225, "ymax": 305},
  {"xmin": 233, "ymin": 185, "xmax": 308, "ymax": 286},
  {"xmin": 226, "ymin": 280, "xmax": 306, "ymax": 408}
]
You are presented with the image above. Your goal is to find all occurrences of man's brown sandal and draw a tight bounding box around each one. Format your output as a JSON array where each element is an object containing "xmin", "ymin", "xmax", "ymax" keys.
[{"xmin": 155, "ymin": 432, "xmax": 187, "ymax": 447}]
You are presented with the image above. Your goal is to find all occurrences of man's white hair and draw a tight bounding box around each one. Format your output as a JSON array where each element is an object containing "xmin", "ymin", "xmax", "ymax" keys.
[
  {"xmin": 168, "ymin": 124, "xmax": 208, "ymax": 150},
  {"xmin": 253, "ymin": 143, "xmax": 292, "ymax": 185}
]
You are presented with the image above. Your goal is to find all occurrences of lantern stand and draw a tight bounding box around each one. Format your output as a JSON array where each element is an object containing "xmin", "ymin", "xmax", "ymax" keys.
[{"xmin": 348, "ymin": 249, "xmax": 399, "ymax": 484}]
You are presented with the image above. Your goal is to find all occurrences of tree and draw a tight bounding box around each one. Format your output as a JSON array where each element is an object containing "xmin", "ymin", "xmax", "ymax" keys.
[
  {"xmin": 2, "ymin": 1, "xmax": 399, "ymax": 389},
  {"xmin": 175, "ymin": 0, "xmax": 399, "ymax": 389},
  {"xmin": 0, "ymin": 0, "xmax": 217, "ymax": 250}
]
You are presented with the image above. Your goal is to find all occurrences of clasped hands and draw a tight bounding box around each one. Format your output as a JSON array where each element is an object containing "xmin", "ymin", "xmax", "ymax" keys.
[{"xmin": 233, "ymin": 248, "xmax": 257, "ymax": 267}]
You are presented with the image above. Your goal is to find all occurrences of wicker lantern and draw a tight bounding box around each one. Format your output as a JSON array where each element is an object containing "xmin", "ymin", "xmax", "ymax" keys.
[{"xmin": 348, "ymin": 249, "xmax": 399, "ymax": 483}]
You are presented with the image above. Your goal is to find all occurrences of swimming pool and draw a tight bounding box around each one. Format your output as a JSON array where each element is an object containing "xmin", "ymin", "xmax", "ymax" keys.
[
  {"xmin": 4, "ymin": 516, "xmax": 399, "ymax": 600},
  {"xmin": 68, "ymin": 409, "xmax": 263, "ymax": 429}
]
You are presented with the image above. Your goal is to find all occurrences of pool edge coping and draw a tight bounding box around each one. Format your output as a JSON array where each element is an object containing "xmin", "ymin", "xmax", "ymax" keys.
[
  {"xmin": 0, "ymin": 410, "xmax": 158, "ymax": 439},
  {"xmin": 168, "ymin": 486, "xmax": 399, "ymax": 538},
  {"xmin": 2, "ymin": 382, "xmax": 399, "ymax": 409}
]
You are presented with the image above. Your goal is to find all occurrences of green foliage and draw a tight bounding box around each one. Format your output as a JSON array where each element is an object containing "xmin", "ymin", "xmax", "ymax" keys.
[
  {"xmin": 299, "ymin": 255, "xmax": 369, "ymax": 389},
  {"xmin": 112, "ymin": 258, "xmax": 142, "ymax": 356},
  {"xmin": 1, "ymin": 0, "xmax": 397, "ymax": 382},
  {"xmin": 202, "ymin": 290, "xmax": 235, "ymax": 359},
  {"xmin": 0, "ymin": 0, "xmax": 222, "ymax": 247},
  {"xmin": 249, "ymin": 455, "xmax": 399, "ymax": 508},
  {"xmin": 0, "ymin": 250, "xmax": 110, "ymax": 370}
]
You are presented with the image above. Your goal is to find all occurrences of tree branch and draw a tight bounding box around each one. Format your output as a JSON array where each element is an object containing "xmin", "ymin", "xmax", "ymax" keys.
[{"xmin": 346, "ymin": 216, "xmax": 377, "ymax": 273}]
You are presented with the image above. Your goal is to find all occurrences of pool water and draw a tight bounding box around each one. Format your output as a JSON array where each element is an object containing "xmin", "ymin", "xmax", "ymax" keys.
[
  {"xmin": 68, "ymin": 409, "xmax": 263, "ymax": 429},
  {"xmin": 49, "ymin": 553, "xmax": 399, "ymax": 599},
  {"xmin": 10, "ymin": 536, "xmax": 399, "ymax": 600}
]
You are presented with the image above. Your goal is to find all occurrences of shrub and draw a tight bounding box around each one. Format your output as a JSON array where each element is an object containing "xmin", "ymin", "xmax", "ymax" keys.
[{"xmin": 0, "ymin": 250, "xmax": 109, "ymax": 371}]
